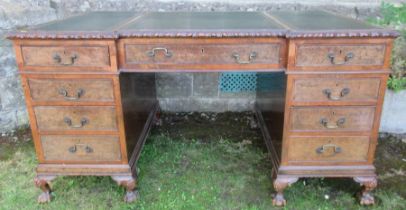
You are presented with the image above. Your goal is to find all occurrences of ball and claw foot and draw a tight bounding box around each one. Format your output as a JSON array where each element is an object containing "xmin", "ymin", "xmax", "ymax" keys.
[
  {"xmin": 34, "ymin": 175, "xmax": 56, "ymax": 204},
  {"xmin": 272, "ymin": 177, "xmax": 298, "ymax": 207},
  {"xmin": 354, "ymin": 176, "xmax": 377, "ymax": 206},
  {"xmin": 38, "ymin": 192, "xmax": 52, "ymax": 203},
  {"xmin": 360, "ymin": 192, "xmax": 375, "ymax": 205},
  {"xmin": 124, "ymin": 189, "xmax": 140, "ymax": 203},
  {"xmin": 272, "ymin": 193, "xmax": 286, "ymax": 207},
  {"xmin": 112, "ymin": 175, "xmax": 139, "ymax": 203}
]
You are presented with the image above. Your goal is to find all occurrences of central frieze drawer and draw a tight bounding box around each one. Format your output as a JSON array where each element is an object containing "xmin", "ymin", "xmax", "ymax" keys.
[
  {"xmin": 15, "ymin": 40, "xmax": 117, "ymax": 71},
  {"xmin": 34, "ymin": 106, "xmax": 118, "ymax": 132},
  {"xmin": 291, "ymin": 77, "xmax": 382, "ymax": 104},
  {"xmin": 289, "ymin": 106, "xmax": 375, "ymax": 132},
  {"xmin": 287, "ymin": 136, "xmax": 370, "ymax": 164},
  {"xmin": 288, "ymin": 38, "xmax": 392, "ymax": 71},
  {"xmin": 41, "ymin": 135, "xmax": 121, "ymax": 162},
  {"xmin": 27, "ymin": 78, "xmax": 115, "ymax": 103},
  {"xmin": 118, "ymin": 38, "xmax": 286, "ymax": 70}
]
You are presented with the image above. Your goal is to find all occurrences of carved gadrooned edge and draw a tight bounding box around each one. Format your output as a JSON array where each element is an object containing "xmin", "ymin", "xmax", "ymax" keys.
[
  {"xmin": 286, "ymin": 29, "xmax": 400, "ymax": 38},
  {"xmin": 7, "ymin": 29, "xmax": 399, "ymax": 40}
]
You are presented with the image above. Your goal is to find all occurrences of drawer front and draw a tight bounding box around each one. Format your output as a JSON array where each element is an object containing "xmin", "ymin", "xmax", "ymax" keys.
[
  {"xmin": 287, "ymin": 136, "xmax": 370, "ymax": 163},
  {"xmin": 290, "ymin": 106, "xmax": 375, "ymax": 132},
  {"xmin": 41, "ymin": 135, "xmax": 121, "ymax": 162},
  {"xmin": 292, "ymin": 77, "xmax": 381, "ymax": 103},
  {"xmin": 27, "ymin": 78, "xmax": 115, "ymax": 103},
  {"xmin": 288, "ymin": 39, "xmax": 391, "ymax": 71},
  {"xmin": 119, "ymin": 38, "xmax": 285, "ymax": 70},
  {"xmin": 34, "ymin": 106, "xmax": 118, "ymax": 132},
  {"xmin": 15, "ymin": 40, "xmax": 116, "ymax": 71}
]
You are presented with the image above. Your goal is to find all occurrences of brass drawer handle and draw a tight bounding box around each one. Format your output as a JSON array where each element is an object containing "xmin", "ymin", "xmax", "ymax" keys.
[
  {"xmin": 316, "ymin": 144, "xmax": 342, "ymax": 155},
  {"xmin": 68, "ymin": 144, "xmax": 93, "ymax": 154},
  {"xmin": 322, "ymin": 88, "xmax": 350, "ymax": 100},
  {"xmin": 58, "ymin": 88, "xmax": 85, "ymax": 101},
  {"xmin": 63, "ymin": 117, "xmax": 88, "ymax": 128},
  {"xmin": 232, "ymin": 51, "xmax": 257, "ymax": 64},
  {"xmin": 327, "ymin": 52, "xmax": 354, "ymax": 65},
  {"xmin": 320, "ymin": 117, "xmax": 346, "ymax": 129},
  {"xmin": 147, "ymin": 47, "xmax": 172, "ymax": 57},
  {"xmin": 53, "ymin": 52, "xmax": 78, "ymax": 66}
]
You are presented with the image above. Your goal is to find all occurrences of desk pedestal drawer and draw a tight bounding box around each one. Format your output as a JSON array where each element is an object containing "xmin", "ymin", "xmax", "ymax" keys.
[
  {"xmin": 292, "ymin": 77, "xmax": 381, "ymax": 103},
  {"xmin": 288, "ymin": 38, "xmax": 392, "ymax": 71},
  {"xmin": 290, "ymin": 106, "xmax": 375, "ymax": 132},
  {"xmin": 41, "ymin": 135, "xmax": 121, "ymax": 162},
  {"xmin": 27, "ymin": 78, "xmax": 115, "ymax": 103},
  {"xmin": 296, "ymin": 44, "xmax": 385, "ymax": 68},
  {"xmin": 15, "ymin": 40, "xmax": 117, "ymax": 71},
  {"xmin": 287, "ymin": 136, "xmax": 370, "ymax": 164},
  {"xmin": 34, "ymin": 106, "xmax": 118, "ymax": 132},
  {"xmin": 119, "ymin": 38, "xmax": 285, "ymax": 70}
]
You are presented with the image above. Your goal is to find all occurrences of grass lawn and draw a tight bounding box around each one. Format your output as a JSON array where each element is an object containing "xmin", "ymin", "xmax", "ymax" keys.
[{"xmin": 0, "ymin": 112, "xmax": 405, "ymax": 210}]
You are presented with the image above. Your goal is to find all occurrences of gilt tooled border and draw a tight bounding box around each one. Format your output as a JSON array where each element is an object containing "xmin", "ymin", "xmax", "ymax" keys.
[
  {"xmin": 286, "ymin": 29, "xmax": 400, "ymax": 38},
  {"xmin": 117, "ymin": 29, "xmax": 287, "ymax": 38},
  {"xmin": 6, "ymin": 31, "xmax": 118, "ymax": 40}
]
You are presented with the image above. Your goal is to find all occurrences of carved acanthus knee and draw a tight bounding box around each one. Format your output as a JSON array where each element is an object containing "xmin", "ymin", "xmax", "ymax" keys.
[{"xmin": 354, "ymin": 176, "xmax": 377, "ymax": 205}]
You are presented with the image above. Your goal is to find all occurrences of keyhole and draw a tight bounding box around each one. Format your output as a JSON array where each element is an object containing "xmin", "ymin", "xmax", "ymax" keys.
[
  {"xmin": 201, "ymin": 48, "xmax": 204, "ymax": 53},
  {"xmin": 339, "ymin": 49, "xmax": 342, "ymax": 54}
]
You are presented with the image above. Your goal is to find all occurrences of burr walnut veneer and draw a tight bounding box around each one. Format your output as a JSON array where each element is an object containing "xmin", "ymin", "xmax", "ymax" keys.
[{"xmin": 8, "ymin": 11, "xmax": 398, "ymax": 206}]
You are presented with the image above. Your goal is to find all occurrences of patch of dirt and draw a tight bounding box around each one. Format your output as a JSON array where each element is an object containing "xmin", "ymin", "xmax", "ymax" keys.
[
  {"xmin": 375, "ymin": 133, "xmax": 406, "ymax": 198},
  {"xmin": 151, "ymin": 111, "xmax": 264, "ymax": 147},
  {"xmin": 0, "ymin": 126, "xmax": 32, "ymax": 160}
]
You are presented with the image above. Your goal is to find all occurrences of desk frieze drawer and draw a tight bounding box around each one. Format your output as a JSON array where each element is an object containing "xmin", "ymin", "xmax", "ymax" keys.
[
  {"xmin": 287, "ymin": 136, "xmax": 370, "ymax": 164},
  {"xmin": 118, "ymin": 38, "xmax": 286, "ymax": 70},
  {"xmin": 288, "ymin": 38, "xmax": 392, "ymax": 71},
  {"xmin": 26, "ymin": 78, "xmax": 115, "ymax": 103},
  {"xmin": 34, "ymin": 106, "xmax": 118, "ymax": 132},
  {"xmin": 291, "ymin": 76, "xmax": 382, "ymax": 104},
  {"xmin": 289, "ymin": 106, "xmax": 375, "ymax": 132},
  {"xmin": 14, "ymin": 40, "xmax": 117, "ymax": 72},
  {"xmin": 41, "ymin": 135, "xmax": 122, "ymax": 163}
]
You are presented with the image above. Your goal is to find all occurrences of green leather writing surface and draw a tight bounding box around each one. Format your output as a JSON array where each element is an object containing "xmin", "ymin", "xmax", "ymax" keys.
[{"xmin": 9, "ymin": 10, "xmax": 396, "ymax": 39}]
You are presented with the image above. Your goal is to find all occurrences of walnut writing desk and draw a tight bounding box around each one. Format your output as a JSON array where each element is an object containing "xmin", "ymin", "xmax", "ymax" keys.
[{"xmin": 7, "ymin": 11, "xmax": 399, "ymax": 206}]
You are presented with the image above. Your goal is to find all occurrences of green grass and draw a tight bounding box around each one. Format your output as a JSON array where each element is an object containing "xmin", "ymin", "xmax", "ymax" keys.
[
  {"xmin": 368, "ymin": 2, "xmax": 406, "ymax": 91},
  {"xmin": 368, "ymin": 2, "xmax": 406, "ymax": 27},
  {"xmin": 387, "ymin": 76, "xmax": 406, "ymax": 92},
  {"xmin": 0, "ymin": 113, "xmax": 405, "ymax": 210},
  {"xmin": 0, "ymin": 134, "xmax": 405, "ymax": 210}
]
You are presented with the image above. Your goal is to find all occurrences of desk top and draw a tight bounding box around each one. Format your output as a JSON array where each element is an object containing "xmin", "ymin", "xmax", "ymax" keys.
[{"xmin": 8, "ymin": 10, "xmax": 399, "ymax": 39}]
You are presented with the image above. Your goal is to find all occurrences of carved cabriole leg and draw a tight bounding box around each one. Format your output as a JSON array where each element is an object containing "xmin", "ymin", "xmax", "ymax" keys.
[
  {"xmin": 272, "ymin": 176, "xmax": 299, "ymax": 207},
  {"xmin": 354, "ymin": 176, "xmax": 378, "ymax": 205},
  {"xmin": 34, "ymin": 175, "xmax": 56, "ymax": 203},
  {"xmin": 112, "ymin": 175, "xmax": 139, "ymax": 203}
]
